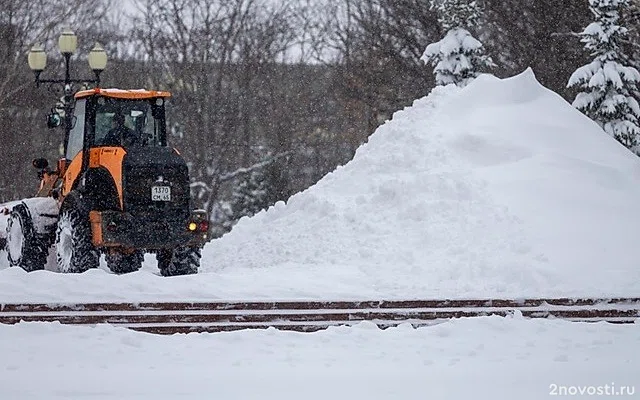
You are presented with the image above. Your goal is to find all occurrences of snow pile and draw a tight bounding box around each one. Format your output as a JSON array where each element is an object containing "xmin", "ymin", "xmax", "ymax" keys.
[{"xmin": 201, "ymin": 67, "xmax": 640, "ymax": 298}]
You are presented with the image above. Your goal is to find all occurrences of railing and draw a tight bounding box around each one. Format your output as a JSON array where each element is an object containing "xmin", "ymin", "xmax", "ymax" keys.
[{"xmin": 1, "ymin": 297, "xmax": 638, "ymax": 334}]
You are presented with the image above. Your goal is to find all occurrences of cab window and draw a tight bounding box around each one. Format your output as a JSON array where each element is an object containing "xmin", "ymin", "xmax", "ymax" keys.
[
  {"xmin": 94, "ymin": 98, "xmax": 164, "ymax": 147},
  {"xmin": 66, "ymin": 99, "xmax": 85, "ymax": 159}
]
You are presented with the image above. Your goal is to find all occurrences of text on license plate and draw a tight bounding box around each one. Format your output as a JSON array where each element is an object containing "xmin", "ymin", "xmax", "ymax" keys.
[{"xmin": 151, "ymin": 186, "xmax": 171, "ymax": 201}]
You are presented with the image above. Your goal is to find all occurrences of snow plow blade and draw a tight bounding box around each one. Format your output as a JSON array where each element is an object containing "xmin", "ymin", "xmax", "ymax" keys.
[{"xmin": 0, "ymin": 297, "xmax": 638, "ymax": 334}]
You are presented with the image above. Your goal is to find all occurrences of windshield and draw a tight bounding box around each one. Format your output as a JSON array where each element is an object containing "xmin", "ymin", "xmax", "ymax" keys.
[{"xmin": 94, "ymin": 98, "xmax": 164, "ymax": 147}]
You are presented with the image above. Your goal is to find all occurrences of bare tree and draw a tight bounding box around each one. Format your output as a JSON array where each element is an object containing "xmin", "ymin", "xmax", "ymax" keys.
[
  {"xmin": 0, "ymin": 0, "xmax": 111, "ymax": 202},
  {"xmin": 483, "ymin": 0, "xmax": 591, "ymax": 98},
  {"xmin": 625, "ymin": 0, "xmax": 640, "ymax": 69},
  {"xmin": 129, "ymin": 0, "xmax": 301, "ymax": 226},
  {"xmin": 321, "ymin": 0, "xmax": 439, "ymax": 135}
]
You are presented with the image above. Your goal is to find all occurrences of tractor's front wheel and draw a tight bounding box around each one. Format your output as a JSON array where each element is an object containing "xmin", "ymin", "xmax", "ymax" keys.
[
  {"xmin": 55, "ymin": 200, "xmax": 99, "ymax": 273},
  {"xmin": 5, "ymin": 203, "xmax": 50, "ymax": 272},
  {"xmin": 156, "ymin": 246, "xmax": 200, "ymax": 276}
]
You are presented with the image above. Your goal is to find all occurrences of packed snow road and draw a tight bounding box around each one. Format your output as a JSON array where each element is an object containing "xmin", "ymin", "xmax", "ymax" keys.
[{"xmin": 0, "ymin": 316, "xmax": 638, "ymax": 399}]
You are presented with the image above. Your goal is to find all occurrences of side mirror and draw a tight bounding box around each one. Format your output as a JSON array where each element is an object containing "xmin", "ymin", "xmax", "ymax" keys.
[
  {"xmin": 46, "ymin": 111, "xmax": 61, "ymax": 129},
  {"xmin": 32, "ymin": 158, "xmax": 49, "ymax": 170}
]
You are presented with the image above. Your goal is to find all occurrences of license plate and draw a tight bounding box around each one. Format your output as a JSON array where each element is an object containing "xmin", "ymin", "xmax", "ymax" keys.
[{"xmin": 151, "ymin": 186, "xmax": 171, "ymax": 201}]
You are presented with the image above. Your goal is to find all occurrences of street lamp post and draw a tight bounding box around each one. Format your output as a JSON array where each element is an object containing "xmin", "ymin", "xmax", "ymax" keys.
[{"xmin": 27, "ymin": 28, "xmax": 107, "ymax": 146}]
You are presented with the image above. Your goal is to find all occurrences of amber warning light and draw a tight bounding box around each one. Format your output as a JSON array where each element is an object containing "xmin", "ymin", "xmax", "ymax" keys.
[{"xmin": 188, "ymin": 221, "xmax": 209, "ymax": 232}]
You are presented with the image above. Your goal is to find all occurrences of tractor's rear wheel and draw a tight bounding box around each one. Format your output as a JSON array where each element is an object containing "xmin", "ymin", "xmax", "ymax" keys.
[
  {"xmin": 55, "ymin": 199, "xmax": 99, "ymax": 273},
  {"xmin": 105, "ymin": 250, "xmax": 143, "ymax": 274},
  {"xmin": 157, "ymin": 246, "xmax": 200, "ymax": 276},
  {"xmin": 5, "ymin": 203, "xmax": 50, "ymax": 272}
]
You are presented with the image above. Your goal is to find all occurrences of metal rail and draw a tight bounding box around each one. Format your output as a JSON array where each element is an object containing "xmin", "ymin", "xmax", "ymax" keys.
[{"xmin": 1, "ymin": 297, "xmax": 638, "ymax": 334}]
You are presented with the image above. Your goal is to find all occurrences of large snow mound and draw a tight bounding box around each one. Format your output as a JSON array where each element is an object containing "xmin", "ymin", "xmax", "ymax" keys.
[{"xmin": 201, "ymin": 67, "xmax": 640, "ymax": 297}]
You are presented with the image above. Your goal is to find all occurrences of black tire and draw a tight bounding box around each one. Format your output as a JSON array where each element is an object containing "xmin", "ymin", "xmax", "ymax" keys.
[
  {"xmin": 157, "ymin": 246, "xmax": 200, "ymax": 276},
  {"xmin": 5, "ymin": 203, "xmax": 51, "ymax": 272},
  {"xmin": 55, "ymin": 196, "xmax": 99, "ymax": 273},
  {"xmin": 106, "ymin": 250, "xmax": 143, "ymax": 274}
]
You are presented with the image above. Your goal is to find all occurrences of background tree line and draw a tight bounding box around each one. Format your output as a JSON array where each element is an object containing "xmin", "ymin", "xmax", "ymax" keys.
[{"xmin": 0, "ymin": 0, "xmax": 638, "ymax": 238}]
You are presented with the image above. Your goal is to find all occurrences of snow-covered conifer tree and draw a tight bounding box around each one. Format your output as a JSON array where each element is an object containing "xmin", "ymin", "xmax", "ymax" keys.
[
  {"xmin": 421, "ymin": 0, "xmax": 494, "ymax": 87},
  {"xmin": 568, "ymin": 0, "xmax": 640, "ymax": 153}
]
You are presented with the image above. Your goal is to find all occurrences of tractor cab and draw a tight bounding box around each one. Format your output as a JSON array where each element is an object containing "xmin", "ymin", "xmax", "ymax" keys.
[
  {"xmin": 38, "ymin": 89, "xmax": 174, "ymax": 201},
  {"xmin": 58, "ymin": 89, "xmax": 177, "ymax": 205},
  {"xmin": 69, "ymin": 88, "xmax": 170, "ymax": 158}
]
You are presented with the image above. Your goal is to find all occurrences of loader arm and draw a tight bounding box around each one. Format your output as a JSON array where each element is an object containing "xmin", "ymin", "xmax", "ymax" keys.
[{"xmin": 36, "ymin": 171, "xmax": 60, "ymax": 197}]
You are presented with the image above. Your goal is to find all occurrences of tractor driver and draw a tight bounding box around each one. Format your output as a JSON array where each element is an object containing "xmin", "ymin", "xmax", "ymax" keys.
[{"xmin": 102, "ymin": 111, "xmax": 138, "ymax": 147}]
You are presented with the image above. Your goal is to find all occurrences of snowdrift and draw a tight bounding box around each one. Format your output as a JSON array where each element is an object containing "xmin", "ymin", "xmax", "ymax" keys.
[
  {"xmin": 1, "ymin": 68, "xmax": 639, "ymax": 301},
  {"xmin": 201, "ymin": 67, "xmax": 640, "ymax": 298}
]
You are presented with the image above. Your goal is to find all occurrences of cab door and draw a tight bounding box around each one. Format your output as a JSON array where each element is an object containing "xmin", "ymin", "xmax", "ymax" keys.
[{"xmin": 61, "ymin": 98, "xmax": 87, "ymax": 197}]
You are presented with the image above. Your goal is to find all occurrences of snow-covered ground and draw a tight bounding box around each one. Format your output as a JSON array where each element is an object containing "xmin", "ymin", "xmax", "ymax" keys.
[
  {"xmin": 1, "ymin": 68, "xmax": 639, "ymax": 302},
  {"xmin": 1, "ymin": 68, "xmax": 639, "ymax": 399},
  {"xmin": 1, "ymin": 316, "xmax": 638, "ymax": 400}
]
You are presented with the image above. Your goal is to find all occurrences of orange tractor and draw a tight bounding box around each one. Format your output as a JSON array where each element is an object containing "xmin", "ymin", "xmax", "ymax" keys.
[
  {"xmin": 1, "ymin": 31, "xmax": 208, "ymax": 275},
  {"xmin": 0, "ymin": 83, "xmax": 208, "ymax": 276},
  {"xmin": 1, "ymin": 88, "xmax": 209, "ymax": 275}
]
